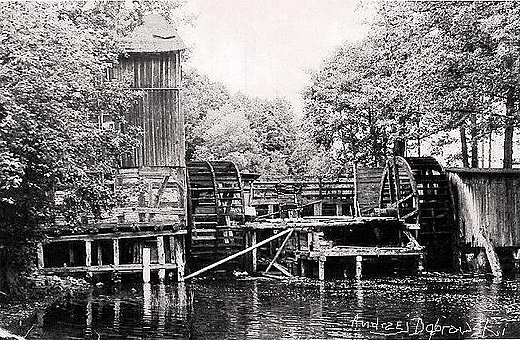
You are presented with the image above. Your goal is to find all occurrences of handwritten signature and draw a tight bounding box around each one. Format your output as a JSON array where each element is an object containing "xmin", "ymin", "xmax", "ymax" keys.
[{"xmin": 349, "ymin": 314, "xmax": 508, "ymax": 339}]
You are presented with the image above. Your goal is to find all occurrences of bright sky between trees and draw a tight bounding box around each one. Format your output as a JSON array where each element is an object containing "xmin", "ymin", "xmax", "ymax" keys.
[{"xmin": 180, "ymin": 0, "xmax": 371, "ymax": 115}]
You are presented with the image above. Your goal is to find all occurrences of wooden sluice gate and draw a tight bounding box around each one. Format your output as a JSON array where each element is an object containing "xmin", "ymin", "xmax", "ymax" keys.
[{"xmin": 448, "ymin": 168, "xmax": 520, "ymax": 278}]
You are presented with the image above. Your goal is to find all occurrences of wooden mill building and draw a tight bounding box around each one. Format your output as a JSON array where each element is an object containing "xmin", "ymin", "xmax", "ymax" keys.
[{"xmin": 37, "ymin": 15, "xmax": 187, "ymax": 282}]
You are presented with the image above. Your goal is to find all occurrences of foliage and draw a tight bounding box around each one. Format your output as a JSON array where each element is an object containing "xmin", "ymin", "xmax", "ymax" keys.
[
  {"xmin": 304, "ymin": 1, "xmax": 520, "ymax": 169},
  {"xmin": 182, "ymin": 68, "xmax": 230, "ymax": 160},
  {"xmin": 191, "ymin": 93, "xmax": 297, "ymax": 177},
  {"xmin": 0, "ymin": 1, "xmax": 181, "ymax": 296}
]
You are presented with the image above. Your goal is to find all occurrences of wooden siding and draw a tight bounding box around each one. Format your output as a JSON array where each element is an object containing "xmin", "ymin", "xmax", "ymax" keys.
[
  {"xmin": 251, "ymin": 179, "xmax": 354, "ymax": 205},
  {"xmin": 113, "ymin": 51, "xmax": 184, "ymax": 168},
  {"xmin": 448, "ymin": 169, "xmax": 520, "ymax": 247},
  {"xmin": 355, "ymin": 167, "xmax": 384, "ymax": 215},
  {"xmin": 112, "ymin": 52, "xmax": 181, "ymax": 88}
]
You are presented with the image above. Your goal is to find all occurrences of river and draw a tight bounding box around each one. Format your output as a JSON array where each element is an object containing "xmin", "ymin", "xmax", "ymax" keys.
[{"xmin": 19, "ymin": 274, "xmax": 520, "ymax": 339}]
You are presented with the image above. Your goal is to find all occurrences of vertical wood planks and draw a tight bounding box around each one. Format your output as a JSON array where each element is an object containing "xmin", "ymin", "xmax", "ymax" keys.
[
  {"xmin": 117, "ymin": 52, "xmax": 183, "ymax": 168},
  {"xmin": 449, "ymin": 170, "xmax": 520, "ymax": 248}
]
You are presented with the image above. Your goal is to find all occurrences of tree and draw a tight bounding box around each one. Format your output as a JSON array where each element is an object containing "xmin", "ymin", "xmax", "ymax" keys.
[
  {"xmin": 304, "ymin": 2, "xmax": 520, "ymax": 169},
  {"xmin": 303, "ymin": 39, "xmax": 400, "ymax": 168},
  {"xmin": 182, "ymin": 68, "xmax": 230, "ymax": 161},
  {"xmin": 193, "ymin": 104, "xmax": 259, "ymax": 170},
  {"xmin": 0, "ymin": 1, "xmax": 176, "ymax": 296},
  {"xmin": 190, "ymin": 92, "xmax": 297, "ymax": 177}
]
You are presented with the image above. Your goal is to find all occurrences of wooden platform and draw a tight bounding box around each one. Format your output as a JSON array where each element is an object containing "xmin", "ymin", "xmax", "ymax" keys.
[
  {"xmin": 38, "ymin": 229, "xmax": 187, "ymax": 282},
  {"xmin": 243, "ymin": 216, "xmax": 424, "ymax": 280},
  {"xmin": 300, "ymin": 246, "xmax": 424, "ymax": 259}
]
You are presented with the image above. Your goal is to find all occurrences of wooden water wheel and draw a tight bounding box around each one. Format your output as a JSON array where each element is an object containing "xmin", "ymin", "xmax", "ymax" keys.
[
  {"xmin": 187, "ymin": 161, "xmax": 246, "ymax": 268},
  {"xmin": 379, "ymin": 156, "xmax": 456, "ymax": 269}
]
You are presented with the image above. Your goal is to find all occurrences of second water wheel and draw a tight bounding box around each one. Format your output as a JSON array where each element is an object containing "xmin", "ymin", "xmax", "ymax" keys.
[{"xmin": 379, "ymin": 156, "xmax": 456, "ymax": 269}]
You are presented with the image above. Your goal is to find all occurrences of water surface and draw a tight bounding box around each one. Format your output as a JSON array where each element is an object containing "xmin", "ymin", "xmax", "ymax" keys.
[{"xmin": 22, "ymin": 275, "xmax": 520, "ymax": 339}]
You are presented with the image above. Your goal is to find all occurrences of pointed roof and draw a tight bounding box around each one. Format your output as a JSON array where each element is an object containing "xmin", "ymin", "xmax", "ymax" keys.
[{"xmin": 122, "ymin": 14, "xmax": 186, "ymax": 53}]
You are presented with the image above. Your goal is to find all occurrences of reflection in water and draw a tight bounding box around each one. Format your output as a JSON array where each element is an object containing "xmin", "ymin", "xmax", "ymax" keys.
[{"xmin": 24, "ymin": 276, "xmax": 520, "ymax": 339}]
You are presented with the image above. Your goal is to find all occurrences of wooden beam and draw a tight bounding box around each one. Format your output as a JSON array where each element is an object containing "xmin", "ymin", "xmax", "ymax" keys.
[
  {"xmin": 184, "ymin": 228, "xmax": 294, "ymax": 280},
  {"xmin": 313, "ymin": 201, "xmax": 322, "ymax": 216},
  {"xmin": 173, "ymin": 236, "xmax": 185, "ymax": 282},
  {"xmin": 272, "ymin": 262, "xmax": 292, "ymax": 277},
  {"xmin": 264, "ymin": 229, "xmax": 294, "ymax": 274},
  {"xmin": 251, "ymin": 230, "xmax": 257, "ymax": 272},
  {"xmin": 318, "ymin": 256, "xmax": 326, "ymax": 280},
  {"xmin": 37, "ymin": 243, "xmax": 44, "ymax": 269},
  {"xmin": 336, "ymin": 202, "xmax": 343, "ymax": 216},
  {"xmin": 154, "ymin": 175, "xmax": 170, "ymax": 207},
  {"xmin": 355, "ymin": 255, "xmax": 362, "ymax": 280},
  {"xmin": 46, "ymin": 229, "xmax": 187, "ymax": 242},
  {"xmin": 143, "ymin": 247, "xmax": 151, "ymax": 283},
  {"xmin": 85, "ymin": 240, "xmax": 92, "ymax": 267},
  {"xmin": 41, "ymin": 263, "xmax": 178, "ymax": 274},
  {"xmin": 113, "ymin": 239, "xmax": 119, "ymax": 266}
]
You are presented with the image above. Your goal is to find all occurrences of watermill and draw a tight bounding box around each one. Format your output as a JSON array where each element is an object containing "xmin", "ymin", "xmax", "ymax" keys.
[
  {"xmin": 379, "ymin": 156, "xmax": 456, "ymax": 269},
  {"xmin": 187, "ymin": 161, "xmax": 246, "ymax": 268}
]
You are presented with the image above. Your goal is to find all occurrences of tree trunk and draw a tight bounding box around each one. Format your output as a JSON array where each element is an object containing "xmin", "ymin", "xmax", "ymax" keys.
[
  {"xmin": 460, "ymin": 126, "xmax": 469, "ymax": 168},
  {"xmin": 393, "ymin": 138, "xmax": 406, "ymax": 157},
  {"xmin": 488, "ymin": 131, "xmax": 492, "ymax": 168},
  {"xmin": 504, "ymin": 89, "xmax": 515, "ymax": 169},
  {"xmin": 470, "ymin": 115, "xmax": 479, "ymax": 168}
]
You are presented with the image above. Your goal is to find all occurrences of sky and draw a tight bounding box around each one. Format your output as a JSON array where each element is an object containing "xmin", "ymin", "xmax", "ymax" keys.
[{"xmin": 178, "ymin": 0, "xmax": 371, "ymax": 115}]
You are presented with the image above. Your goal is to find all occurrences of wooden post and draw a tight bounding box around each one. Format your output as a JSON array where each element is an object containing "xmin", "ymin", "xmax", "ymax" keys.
[
  {"xmin": 173, "ymin": 236, "xmax": 185, "ymax": 282},
  {"xmin": 307, "ymin": 232, "xmax": 313, "ymax": 251},
  {"xmin": 143, "ymin": 247, "xmax": 151, "ymax": 283},
  {"xmin": 157, "ymin": 236, "xmax": 166, "ymax": 282},
  {"xmin": 143, "ymin": 283, "xmax": 152, "ymax": 320},
  {"xmin": 251, "ymin": 230, "xmax": 257, "ymax": 273},
  {"xmin": 513, "ymin": 248, "xmax": 520, "ymax": 277},
  {"xmin": 169, "ymin": 236, "xmax": 175, "ymax": 264},
  {"xmin": 158, "ymin": 284, "xmax": 166, "ymax": 335},
  {"xmin": 313, "ymin": 201, "xmax": 322, "ymax": 216},
  {"xmin": 312, "ymin": 232, "xmax": 322, "ymax": 251},
  {"xmin": 113, "ymin": 299, "xmax": 121, "ymax": 332},
  {"xmin": 417, "ymin": 254, "xmax": 424, "ymax": 273},
  {"xmin": 336, "ymin": 202, "xmax": 343, "ymax": 216},
  {"xmin": 85, "ymin": 240, "xmax": 92, "ymax": 267},
  {"xmin": 37, "ymin": 243, "xmax": 45, "ymax": 269},
  {"xmin": 86, "ymin": 293, "xmax": 92, "ymax": 331},
  {"xmin": 353, "ymin": 163, "xmax": 360, "ymax": 217},
  {"xmin": 318, "ymin": 256, "xmax": 326, "ymax": 281},
  {"xmin": 97, "ymin": 242, "xmax": 103, "ymax": 266},
  {"xmin": 355, "ymin": 255, "xmax": 363, "ymax": 280},
  {"xmin": 113, "ymin": 239, "xmax": 119, "ymax": 266},
  {"xmin": 300, "ymin": 258, "xmax": 307, "ymax": 277},
  {"xmin": 177, "ymin": 282, "xmax": 188, "ymax": 317}
]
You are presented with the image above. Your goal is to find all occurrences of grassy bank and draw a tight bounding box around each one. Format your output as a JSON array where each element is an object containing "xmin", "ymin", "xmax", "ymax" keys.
[{"xmin": 0, "ymin": 274, "xmax": 90, "ymax": 338}]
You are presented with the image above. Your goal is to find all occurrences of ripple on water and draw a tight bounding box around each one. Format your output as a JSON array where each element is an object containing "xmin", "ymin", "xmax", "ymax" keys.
[{"xmin": 23, "ymin": 275, "xmax": 520, "ymax": 339}]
